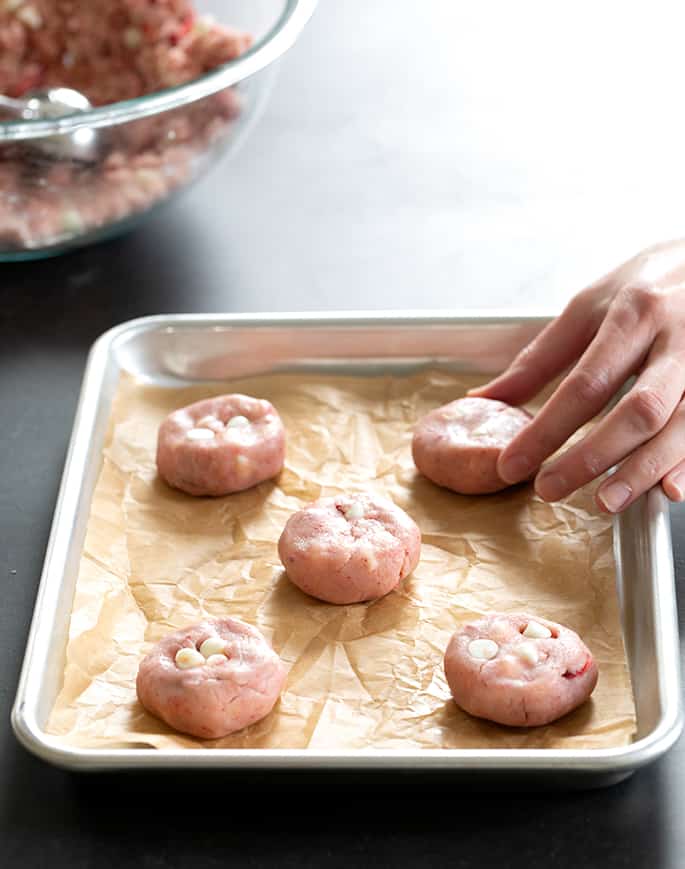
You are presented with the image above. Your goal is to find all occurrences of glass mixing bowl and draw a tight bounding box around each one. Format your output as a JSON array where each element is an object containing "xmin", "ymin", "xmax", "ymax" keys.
[{"xmin": 0, "ymin": 0, "xmax": 317, "ymax": 261}]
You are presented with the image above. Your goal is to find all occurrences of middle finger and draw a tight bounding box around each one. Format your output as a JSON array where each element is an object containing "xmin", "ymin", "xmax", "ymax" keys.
[
  {"xmin": 534, "ymin": 346, "xmax": 685, "ymax": 501},
  {"xmin": 497, "ymin": 308, "xmax": 653, "ymax": 484}
]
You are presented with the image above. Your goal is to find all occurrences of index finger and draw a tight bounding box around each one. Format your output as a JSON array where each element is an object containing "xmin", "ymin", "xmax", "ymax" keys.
[
  {"xmin": 468, "ymin": 290, "xmax": 603, "ymax": 406},
  {"xmin": 496, "ymin": 301, "xmax": 654, "ymax": 484}
]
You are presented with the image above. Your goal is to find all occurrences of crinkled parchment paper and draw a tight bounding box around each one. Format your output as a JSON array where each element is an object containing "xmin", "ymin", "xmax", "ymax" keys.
[{"xmin": 47, "ymin": 370, "xmax": 636, "ymax": 749}]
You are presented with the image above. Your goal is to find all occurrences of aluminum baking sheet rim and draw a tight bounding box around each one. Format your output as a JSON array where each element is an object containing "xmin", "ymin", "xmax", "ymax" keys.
[{"xmin": 11, "ymin": 311, "xmax": 684, "ymax": 774}]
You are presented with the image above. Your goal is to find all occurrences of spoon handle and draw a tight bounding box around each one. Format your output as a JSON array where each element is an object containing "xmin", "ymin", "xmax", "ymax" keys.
[{"xmin": 0, "ymin": 94, "xmax": 28, "ymax": 117}]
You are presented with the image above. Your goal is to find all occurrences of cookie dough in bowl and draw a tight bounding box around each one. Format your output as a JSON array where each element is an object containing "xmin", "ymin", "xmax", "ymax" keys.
[
  {"xmin": 412, "ymin": 397, "xmax": 532, "ymax": 494},
  {"xmin": 443, "ymin": 613, "xmax": 598, "ymax": 727},
  {"xmin": 0, "ymin": 2, "xmax": 252, "ymax": 105},
  {"xmin": 0, "ymin": 0, "xmax": 251, "ymax": 254},
  {"xmin": 278, "ymin": 493, "xmax": 421, "ymax": 605},
  {"xmin": 156, "ymin": 393, "xmax": 286, "ymax": 496},
  {"xmin": 136, "ymin": 617, "xmax": 287, "ymax": 739},
  {"xmin": 0, "ymin": 1, "xmax": 317, "ymax": 258}
]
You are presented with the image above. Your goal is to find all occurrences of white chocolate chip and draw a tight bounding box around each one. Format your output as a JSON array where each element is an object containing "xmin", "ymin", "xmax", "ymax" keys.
[
  {"xmin": 186, "ymin": 427, "xmax": 215, "ymax": 441},
  {"xmin": 206, "ymin": 654, "xmax": 227, "ymax": 666},
  {"xmin": 468, "ymin": 638, "xmax": 499, "ymax": 660},
  {"xmin": 123, "ymin": 26, "xmax": 142, "ymax": 48},
  {"xmin": 358, "ymin": 542, "xmax": 378, "ymax": 571},
  {"xmin": 17, "ymin": 4, "xmax": 41, "ymax": 27},
  {"xmin": 197, "ymin": 415, "xmax": 218, "ymax": 428},
  {"xmin": 175, "ymin": 648, "xmax": 205, "ymax": 669},
  {"xmin": 344, "ymin": 502, "xmax": 365, "ymax": 521},
  {"xmin": 136, "ymin": 168, "xmax": 161, "ymax": 192},
  {"xmin": 523, "ymin": 621, "xmax": 552, "ymax": 639},
  {"xmin": 516, "ymin": 642, "xmax": 539, "ymax": 666},
  {"xmin": 193, "ymin": 13, "xmax": 216, "ymax": 35},
  {"xmin": 226, "ymin": 415, "xmax": 250, "ymax": 429},
  {"xmin": 199, "ymin": 637, "xmax": 226, "ymax": 658},
  {"xmin": 61, "ymin": 208, "xmax": 83, "ymax": 234},
  {"xmin": 5, "ymin": 0, "xmax": 24, "ymax": 12}
]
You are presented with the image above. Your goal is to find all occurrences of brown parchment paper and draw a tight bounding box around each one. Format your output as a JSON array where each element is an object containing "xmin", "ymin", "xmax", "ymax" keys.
[{"xmin": 47, "ymin": 370, "xmax": 636, "ymax": 750}]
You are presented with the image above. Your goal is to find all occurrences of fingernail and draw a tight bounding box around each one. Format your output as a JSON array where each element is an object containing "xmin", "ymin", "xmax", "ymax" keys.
[
  {"xmin": 499, "ymin": 454, "xmax": 532, "ymax": 483},
  {"xmin": 597, "ymin": 480, "xmax": 632, "ymax": 513},
  {"xmin": 535, "ymin": 472, "xmax": 567, "ymax": 502},
  {"xmin": 666, "ymin": 472, "xmax": 685, "ymax": 501}
]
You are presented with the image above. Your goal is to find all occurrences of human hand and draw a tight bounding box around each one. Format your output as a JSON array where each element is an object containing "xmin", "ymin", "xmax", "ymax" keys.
[{"xmin": 469, "ymin": 239, "xmax": 685, "ymax": 512}]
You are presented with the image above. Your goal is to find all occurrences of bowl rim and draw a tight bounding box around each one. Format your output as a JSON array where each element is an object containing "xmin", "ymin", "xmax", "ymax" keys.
[{"xmin": 0, "ymin": 0, "xmax": 317, "ymax": 142}]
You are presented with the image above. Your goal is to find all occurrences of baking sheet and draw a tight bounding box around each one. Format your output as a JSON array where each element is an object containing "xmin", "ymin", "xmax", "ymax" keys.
[{"xmin": 45, "ymin": 367, "xmax": 635, "ymax": 750}]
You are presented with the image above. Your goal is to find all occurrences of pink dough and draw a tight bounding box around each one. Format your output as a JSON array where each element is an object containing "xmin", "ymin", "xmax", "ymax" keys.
[
  {"xmin": 443, "ymin": 613, "xmax": 598, "ymax": 727},
  {"xmin": 412, "ymin": 397, "xmax": 532, "ymax": 494},
  {"xmin": 0, "ymin": 1, "xmax": 251, "ymax": 105},
  {"xmin": 278, "ymin": 494, "xmax": 421, "ymax": 605},
  {"xmin": 0, "ymin": 2, "xmax": 252, "ymax": 251},
  {"xmin": 136, "ymin": 617, "xmax": 286, "ymax": 739},
  {"xmin": 156, "ymin": 393, "xmax": 286, "ymax": 496}
]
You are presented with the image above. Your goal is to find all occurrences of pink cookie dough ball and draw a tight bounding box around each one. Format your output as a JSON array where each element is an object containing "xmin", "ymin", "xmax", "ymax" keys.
[
  {"xmin": 412, "ymin": 397, "xmax": 532, "ymax": 494},
  {"xmin": 278, "ymin": 494, "xmax": 421, "ymax": 605},
  {"xmin": 136, "ymin": 617, "xmax": 286, "ymax": 739},
  {"xmin": 444, "ymin": 612, "xmax": 598, "ymax": 727},
  {"xmin": 156, "ymin": 393, "xmax": 286, "ymax": 496}
]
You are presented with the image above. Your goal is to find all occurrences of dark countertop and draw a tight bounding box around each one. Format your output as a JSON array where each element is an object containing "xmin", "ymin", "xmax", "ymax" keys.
[{"xmin": 2, "ymin": 2, "xmax": 684, "ymax": 866}]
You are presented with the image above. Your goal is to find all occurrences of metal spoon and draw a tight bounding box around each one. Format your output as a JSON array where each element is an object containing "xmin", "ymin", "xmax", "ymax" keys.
[{"xmin": 0, "ymin": 87, "xmax": 102, "ymax": 163}]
